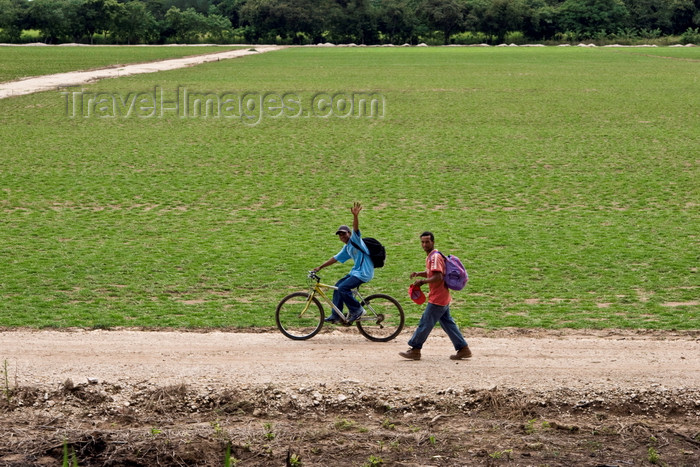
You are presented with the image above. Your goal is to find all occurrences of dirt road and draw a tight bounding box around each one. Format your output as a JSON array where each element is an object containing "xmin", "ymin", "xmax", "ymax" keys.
[
  {"xmin": 2, "ymin": 328, "xmax": 699, "ymax": 466},
  {"xmin": 0, "ymin": 45, "xmax": 286, "ymax": 99},
  {"xmin": 2, "ymin": 328, "xmax": 699, "ymax": 393}
]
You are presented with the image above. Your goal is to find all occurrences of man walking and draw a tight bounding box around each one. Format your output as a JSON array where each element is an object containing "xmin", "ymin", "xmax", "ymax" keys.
[
  {"xmin": 399, "ymin": 231, "xmax": 471, "ymax": 360},
  {"xmin": 313, "ymin": 202, "xmax": 373, "ymax": 324}
]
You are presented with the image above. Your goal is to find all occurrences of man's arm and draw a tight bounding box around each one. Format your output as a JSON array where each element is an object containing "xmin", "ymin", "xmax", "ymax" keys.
[
  {"xmin": 351, "ymin": 202, "xmax": 362, "ymax": 233},
  {"xmin": 314, "ymin": 257, "xmax": 338, "ymax": 273},
  {"xmin": 413, "ymin": 271, "xmax": 443, "ymax": 287}
]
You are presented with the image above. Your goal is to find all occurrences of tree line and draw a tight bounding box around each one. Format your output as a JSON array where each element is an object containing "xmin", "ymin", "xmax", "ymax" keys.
[{"xmin": 1, "ymin": 0, "xmax": 699, "ymax": 45}]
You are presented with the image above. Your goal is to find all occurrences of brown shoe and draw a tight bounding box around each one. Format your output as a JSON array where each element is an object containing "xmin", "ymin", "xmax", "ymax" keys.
[
  {"xmin": 399, "ymin": 348, "xmax": 421, "ymax": 360},
  {"xmin": 450, "ymin": 346, "xmax": 472, "ymax": 360}
]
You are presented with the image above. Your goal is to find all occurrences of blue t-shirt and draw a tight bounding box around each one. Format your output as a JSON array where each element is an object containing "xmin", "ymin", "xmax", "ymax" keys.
[{"xmin": 334, "ymin": 230, "xmax": 374, "ymax": 282}]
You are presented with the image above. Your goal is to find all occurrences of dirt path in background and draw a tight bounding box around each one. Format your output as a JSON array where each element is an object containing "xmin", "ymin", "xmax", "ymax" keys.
[
  {"xmin": 0, "ymin": 45, "xmax": 287, "ymax": 99},
  {"xmin": 1, "ymin": 328, "xmax": 699, "ymax": 466}
]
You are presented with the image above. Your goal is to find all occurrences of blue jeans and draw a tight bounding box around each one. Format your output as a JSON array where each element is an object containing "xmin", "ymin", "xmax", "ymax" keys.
[
  {"xmin": 331, "ymin": 274, "xmax": 365, "ymax": 318},
  {"xmin": 408, "ymin": 303, "xmax": 468, "ymax": 351}
]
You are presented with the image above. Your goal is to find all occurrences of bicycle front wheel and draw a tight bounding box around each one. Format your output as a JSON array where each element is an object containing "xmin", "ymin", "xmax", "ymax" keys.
[
  {"xmin": 276, "ymin": 292, "xmax": 324, "ymax": 340},
  {"xmin": 357, "ymin": 293, "xmax": 404, "ymax": 342}
]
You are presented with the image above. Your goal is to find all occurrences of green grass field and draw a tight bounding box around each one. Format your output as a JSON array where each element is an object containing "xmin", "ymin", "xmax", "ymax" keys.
[
  {"xmin": 0, "ymin": 46, "xmax": 697, "ymax": 330},
  {"xmin": 0, "ymin": 45, "xmax": 243, "ymax": 83}
]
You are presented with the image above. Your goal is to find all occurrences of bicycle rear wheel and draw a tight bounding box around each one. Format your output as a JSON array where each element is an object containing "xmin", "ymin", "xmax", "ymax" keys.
[
  {"xmin": 276, "ymin": 292, "xmax": 324, "ymax": 340},
  {"xmin": 357, "ymin": 293, "xmax": 404, "ymax": 342}
]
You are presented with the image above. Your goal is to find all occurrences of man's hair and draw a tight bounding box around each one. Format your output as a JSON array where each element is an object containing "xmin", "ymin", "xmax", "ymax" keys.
[{"xmin": 420, "ymin": 231, "xmax": 434, "ymax": 241}]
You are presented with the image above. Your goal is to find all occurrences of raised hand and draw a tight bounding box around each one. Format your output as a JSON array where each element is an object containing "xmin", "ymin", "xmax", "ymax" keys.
[{"xmin": 351, "ymin": 202, "xmax": 362, "ymax": 216}]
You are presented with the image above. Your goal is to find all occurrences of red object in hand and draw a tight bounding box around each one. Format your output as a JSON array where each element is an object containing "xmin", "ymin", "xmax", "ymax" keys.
[{"xmin": 408, "ymin": 283, "xmax": 426, "ymax": 305}]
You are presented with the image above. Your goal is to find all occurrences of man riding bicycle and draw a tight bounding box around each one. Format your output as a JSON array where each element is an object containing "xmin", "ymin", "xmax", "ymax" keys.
[{"xmin": 312, "ymin": 202, "xmax": 374, "ymax": 324}]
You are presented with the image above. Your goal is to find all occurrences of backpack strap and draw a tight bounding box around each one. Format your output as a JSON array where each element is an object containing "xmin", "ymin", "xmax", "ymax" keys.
[
  {"xmin": 432, "ymin": 250, "xmax": 449, "ymax": 288},
  {"xmin": 349, "ymin": 238, "xmax": 369, "ymax": 267}
]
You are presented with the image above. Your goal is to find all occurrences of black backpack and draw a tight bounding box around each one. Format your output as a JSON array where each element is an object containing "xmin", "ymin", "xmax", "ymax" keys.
[{"xmin": 350, "ymin": 237, "xmax": 386, "ymax": 268}]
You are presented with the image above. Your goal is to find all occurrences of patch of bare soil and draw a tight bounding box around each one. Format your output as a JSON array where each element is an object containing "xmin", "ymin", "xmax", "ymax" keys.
[{"xmin": 1, "ymin": 328, "xmax": 699, "ymax": 466}]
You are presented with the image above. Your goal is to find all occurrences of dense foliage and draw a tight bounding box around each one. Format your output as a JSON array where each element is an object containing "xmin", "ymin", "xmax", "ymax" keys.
[{"xmin": 0, "ymin": 0, "xmax": 699, "ymax": 45}]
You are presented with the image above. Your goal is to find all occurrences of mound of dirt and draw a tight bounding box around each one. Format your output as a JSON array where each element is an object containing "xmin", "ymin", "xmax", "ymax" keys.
[{"xmin": 1, "ymin": 379, "xmax": 699, "ymax": 466}]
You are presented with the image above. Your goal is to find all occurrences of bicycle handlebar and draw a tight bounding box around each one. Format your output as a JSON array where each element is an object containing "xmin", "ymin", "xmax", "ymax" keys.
[{"xmin": 307, "ymin": 271, "xmax": 321, "ymax": 281}]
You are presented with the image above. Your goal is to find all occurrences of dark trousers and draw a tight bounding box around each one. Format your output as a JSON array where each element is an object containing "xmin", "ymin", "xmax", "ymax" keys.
[{"xmin": 331, "ymin": 274, "xmax": 365, "ymax": 317}]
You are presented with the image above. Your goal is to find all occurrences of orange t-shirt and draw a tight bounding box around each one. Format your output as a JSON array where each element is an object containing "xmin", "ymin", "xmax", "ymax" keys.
[{"xmin": 426, "ymin": 250, "xmax": 451, "ymax": 306}]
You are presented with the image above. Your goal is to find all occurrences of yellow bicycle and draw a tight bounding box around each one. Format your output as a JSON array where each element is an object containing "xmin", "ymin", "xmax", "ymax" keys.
[{"xmin": 275, "ymin": 271, "xmax": 404, "ymax": 342}]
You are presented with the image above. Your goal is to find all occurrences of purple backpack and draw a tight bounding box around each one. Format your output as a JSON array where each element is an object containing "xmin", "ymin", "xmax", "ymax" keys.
[{"xmin": 439, "ymin": 252, "xmax": 469, "ymax": 291}]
